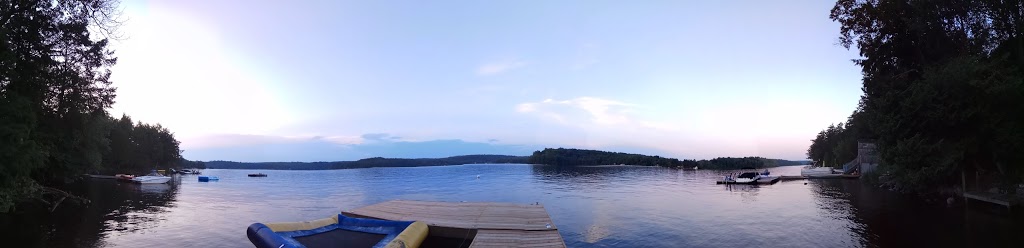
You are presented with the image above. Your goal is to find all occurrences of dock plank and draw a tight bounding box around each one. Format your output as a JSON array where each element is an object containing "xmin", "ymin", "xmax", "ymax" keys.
[{"xmin": 470, "ymin": 230, "xmax": 566, "ymax": 248}]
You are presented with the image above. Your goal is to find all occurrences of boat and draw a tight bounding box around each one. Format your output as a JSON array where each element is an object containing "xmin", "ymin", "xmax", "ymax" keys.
[
  {"xmin": 247, "ymin": 214, "xmax": 428, "ymax": 248},
  {"xmin": 801, "ymin": 165, "xmax": 836, "ymax": 177},
  {"xmin": 132, "ymin": 170, "xmax": 171, "ymax": 184},
  {"xmin": 198, "ymin": 175, "xmax": 219, "ymax": 182},
  {"xmin": 717, "ymin": 171, "xmax": 780, "ymax": 185},
  {"xmin": 248, "ymin": 173, "xmax": 268, "ymax": 177},
  {"xmin": 115, "ymin": 174, "xmax": 135, "ymax": 181},
  {"xmin": 179, "ymin": 169, "xmax": 202, "ymax": 175}
]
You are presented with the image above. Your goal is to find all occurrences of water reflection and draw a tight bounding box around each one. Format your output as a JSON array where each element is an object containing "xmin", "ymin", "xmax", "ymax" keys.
[
  {"xmin": 2, "ymin": 165, "xmax": 1021, "ymax": 248},
  {"xmin": 810, "ymin": 179, "xmax": 1024, "ymax": 247},
  {"xmin": 1, "ymin": 176, "xmax": 180, "ymax": 248}
]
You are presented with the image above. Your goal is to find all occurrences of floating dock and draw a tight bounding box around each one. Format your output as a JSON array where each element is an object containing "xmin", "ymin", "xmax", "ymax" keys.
[{"xmin": 343, "ymin": 200, "xmax": 566, "ymax": 248}]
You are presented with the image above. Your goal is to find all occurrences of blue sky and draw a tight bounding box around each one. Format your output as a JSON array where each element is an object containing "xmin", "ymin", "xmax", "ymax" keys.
[{"xmin": 108, "ymin": 0, "xmax": 863, "ymax": 162}]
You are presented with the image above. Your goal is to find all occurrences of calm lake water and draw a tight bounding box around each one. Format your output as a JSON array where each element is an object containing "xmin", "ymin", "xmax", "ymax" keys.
[{"xmin": 2, "ymin": 164, "xmax": 1021, "ymax": 247}]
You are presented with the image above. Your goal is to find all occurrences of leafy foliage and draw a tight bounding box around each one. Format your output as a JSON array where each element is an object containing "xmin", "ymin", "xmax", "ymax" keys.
[
  {"xmin": 811, "ymin": 0, "xmax": 1024, "ymax": 193},
  {"xmin": 0, "ymin": 0, "xmax": 181, "ymax": 212}
]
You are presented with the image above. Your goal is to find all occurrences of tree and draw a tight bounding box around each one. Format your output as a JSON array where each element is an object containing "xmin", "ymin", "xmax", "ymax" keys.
[
  {"xmin": 0, "ymin": 0, "xmax": 184, "ymax": 212},
  {"xmin": 818, "ymin": 0, "xmax": 1024, "ymax": 193}
]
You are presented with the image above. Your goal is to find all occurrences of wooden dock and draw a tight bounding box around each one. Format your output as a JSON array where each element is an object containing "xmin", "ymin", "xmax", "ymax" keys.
[
  {"xmin": 964, "ymin": 191, "xmax": 1021, "ymax": 210},
  {"xmin": 779, "ymin": 174, "xmax": 860, "ymax": 181},
  {"xmin": 85, "ymin": 174, "xmax": 117, "ymax": 179},
  {"xmin": 343, "ymin": 200, "xmax": 566, "ymax": 248}
]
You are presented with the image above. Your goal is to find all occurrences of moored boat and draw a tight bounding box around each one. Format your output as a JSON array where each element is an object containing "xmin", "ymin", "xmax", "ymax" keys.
[
  {"xmin": 800, "ymin": 165, "xmax": 835, "ymax": 177},
  {"xmin": 247, "ymin": 214, "xmax": 428, "ymax": 248},
  {"xmin": 717, "ymin": 171, "xmax": 780, "ymax": 185},
  {"xmin": 179, "ymin": 169, "xmax": 202, "ymax": 175},
  {"xmin": 115, "ymin": 174, "xmax": 135, "ymax": 181},
  {"xmin": 132, "ymin": 170, "xmax": 171, "ymax": 184}
]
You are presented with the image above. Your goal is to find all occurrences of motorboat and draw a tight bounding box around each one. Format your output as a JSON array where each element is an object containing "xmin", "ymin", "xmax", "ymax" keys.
[
  {"xmin": 179, "ymin": 169, "xmax": 202, "ymax": 175},
  {"xmin": 132, "ymin": 170, "xmax": 171, "ymax": 184},
  {"xmin": 801, "ymin": 165, "xmax": 835, "ymax": 176},
  {"xmin": 718, "ymin": 171, "xmax": 780, "ymax": 185}
]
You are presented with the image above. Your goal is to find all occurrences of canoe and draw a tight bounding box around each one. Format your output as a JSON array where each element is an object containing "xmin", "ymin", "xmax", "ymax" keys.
[
  {"xmin": 198, "ymin": 176, "xmax": 219, "ymax": 182},
  {"xmin": 247, "ymin": 214, "xmax": 428, "ymax": 248}
]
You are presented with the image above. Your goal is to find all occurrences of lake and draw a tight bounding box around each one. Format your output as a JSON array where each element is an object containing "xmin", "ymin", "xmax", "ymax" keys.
[{"xmin": 2, "ymin": 164, "xmax": 1020, "ymax": 247}]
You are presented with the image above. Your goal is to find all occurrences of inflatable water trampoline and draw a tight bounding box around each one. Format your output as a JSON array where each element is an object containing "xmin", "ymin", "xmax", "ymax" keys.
[{"xmin": 247, "ymin": 214, "xmax": 428, "ymax": 248}]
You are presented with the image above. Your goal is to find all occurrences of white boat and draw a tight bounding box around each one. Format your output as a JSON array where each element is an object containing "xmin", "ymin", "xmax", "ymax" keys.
[
  {"xmin": 801, "ymin": 165, "xmax": 835, "ymax": 176},
  {"xmin": 724, "ymin": 171, "xmax": 780, "ymax": 185},
  {"xmin": 132, "ymin": 171, "xmax": 171, "ymax": 184}
]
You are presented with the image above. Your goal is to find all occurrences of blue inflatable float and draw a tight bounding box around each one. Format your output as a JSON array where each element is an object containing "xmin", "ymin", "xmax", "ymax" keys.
[{"xmin": 247, "ymin": 214, "xmax": 428, "ymax": 248}]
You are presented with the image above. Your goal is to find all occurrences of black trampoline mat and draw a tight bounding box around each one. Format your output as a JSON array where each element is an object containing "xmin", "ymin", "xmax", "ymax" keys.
[{"xmin": 293, "ymin": 228, "xmax": 387, "ymax": 248}]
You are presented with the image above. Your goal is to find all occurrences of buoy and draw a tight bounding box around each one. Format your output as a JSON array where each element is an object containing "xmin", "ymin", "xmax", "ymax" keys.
[{"xmin": 476, "ymin": 175, "xmax": 480, "ymax": 179}]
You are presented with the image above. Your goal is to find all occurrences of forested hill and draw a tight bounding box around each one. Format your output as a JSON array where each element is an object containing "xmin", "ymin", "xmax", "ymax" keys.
[
  {"xmin": 808, "ymin": 1, "xmax": 1024, "ymax": 193},
  {"xmin": 205, "ymin": 155, "xmax": 529, "ymax": 170},
  {"xmin": 527, "ymin": 148, "xmax": 808, "ymax": 169}
]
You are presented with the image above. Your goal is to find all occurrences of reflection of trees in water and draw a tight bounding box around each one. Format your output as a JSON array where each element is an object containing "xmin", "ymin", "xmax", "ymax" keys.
[
  {"xmin": 530, "ymin": 165, "xmax": 674, "ymax": 190},
  {"xmin": 0, "ymin": 176, "xmax": 180, "ymax": 247},
  {"xmin": 810, "ymin": 180, "xmax": 1023, "ymax": 247}
]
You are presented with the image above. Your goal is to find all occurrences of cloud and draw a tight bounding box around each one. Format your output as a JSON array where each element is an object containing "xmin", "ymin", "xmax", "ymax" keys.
[
  {"xmin": 361, "ymin": 133, "xmax": 392, "ymax": 141},
  {"xmin": 181, "ymin": 133, "xmax": 362, "ymax": 149},
  {"xmin": 181, "ymin": 137, "xmax": 541, "ymax": 162},
  {"xmin": 514, "ymin": 97, "xmax": 689, "ymax": 156},
  {"xmin": 517, "ymin": 97, "xmax": 646, "ymax": 126},
  {"xmin": 477, "ymin": 60, "xmax": 528, "ymax": 75}
]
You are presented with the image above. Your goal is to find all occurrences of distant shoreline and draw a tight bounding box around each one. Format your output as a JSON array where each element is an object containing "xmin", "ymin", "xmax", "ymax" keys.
[
  {"xmin": 203, "ymin": 155, "xmax": 530, "ymax": 170},
  {"xmin": 197, "ymin": 149, "xmax": 809, "ymax": 171}
]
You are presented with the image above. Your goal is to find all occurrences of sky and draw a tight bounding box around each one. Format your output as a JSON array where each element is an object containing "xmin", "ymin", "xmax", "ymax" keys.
[{"xmin": 107, "ymin": 0, "xmax": 864, "ymax": 162}]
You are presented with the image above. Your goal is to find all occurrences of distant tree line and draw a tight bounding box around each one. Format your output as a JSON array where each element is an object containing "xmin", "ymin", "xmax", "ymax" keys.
[
  {"xmin": 204, "ymin": 155, "xmax": 529, "ymax": 170},
  {"xmin": 0, "ymin": 0, "xmax": 182, "ymax": 212},
  {"xmin": 97, "ymin": 115, "xmax": 184, "ymax": 175},
  {"xmin": 680, "ymin": 157, "xmax": 808, "ymax": 170},
  {"xmin": 178, "ymin": 159, "xmax": 207, "ymax": 169},
  {"xmin": 809, "ymin": 0, "xmax": 1024, "ymax": 193},
  {"xmin": 527, "ymin": 148, "xmax": 807, "ymax": 169}
]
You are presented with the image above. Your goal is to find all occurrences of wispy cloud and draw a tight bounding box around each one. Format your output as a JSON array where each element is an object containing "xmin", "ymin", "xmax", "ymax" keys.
[
  {"xmin": 515, "ymin": 97, "xmax": 685, "ymax": 151},
  {"xmin": 517, "ymin": 97, "xmax": 643, "ymax": 126},
  {"xmin": 477, "ymin": 60, "xmax": 528, "ymax": 75},
  {"xmin": 181, "ymin": 134, "xmax": 363, "ymax": 149}
]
